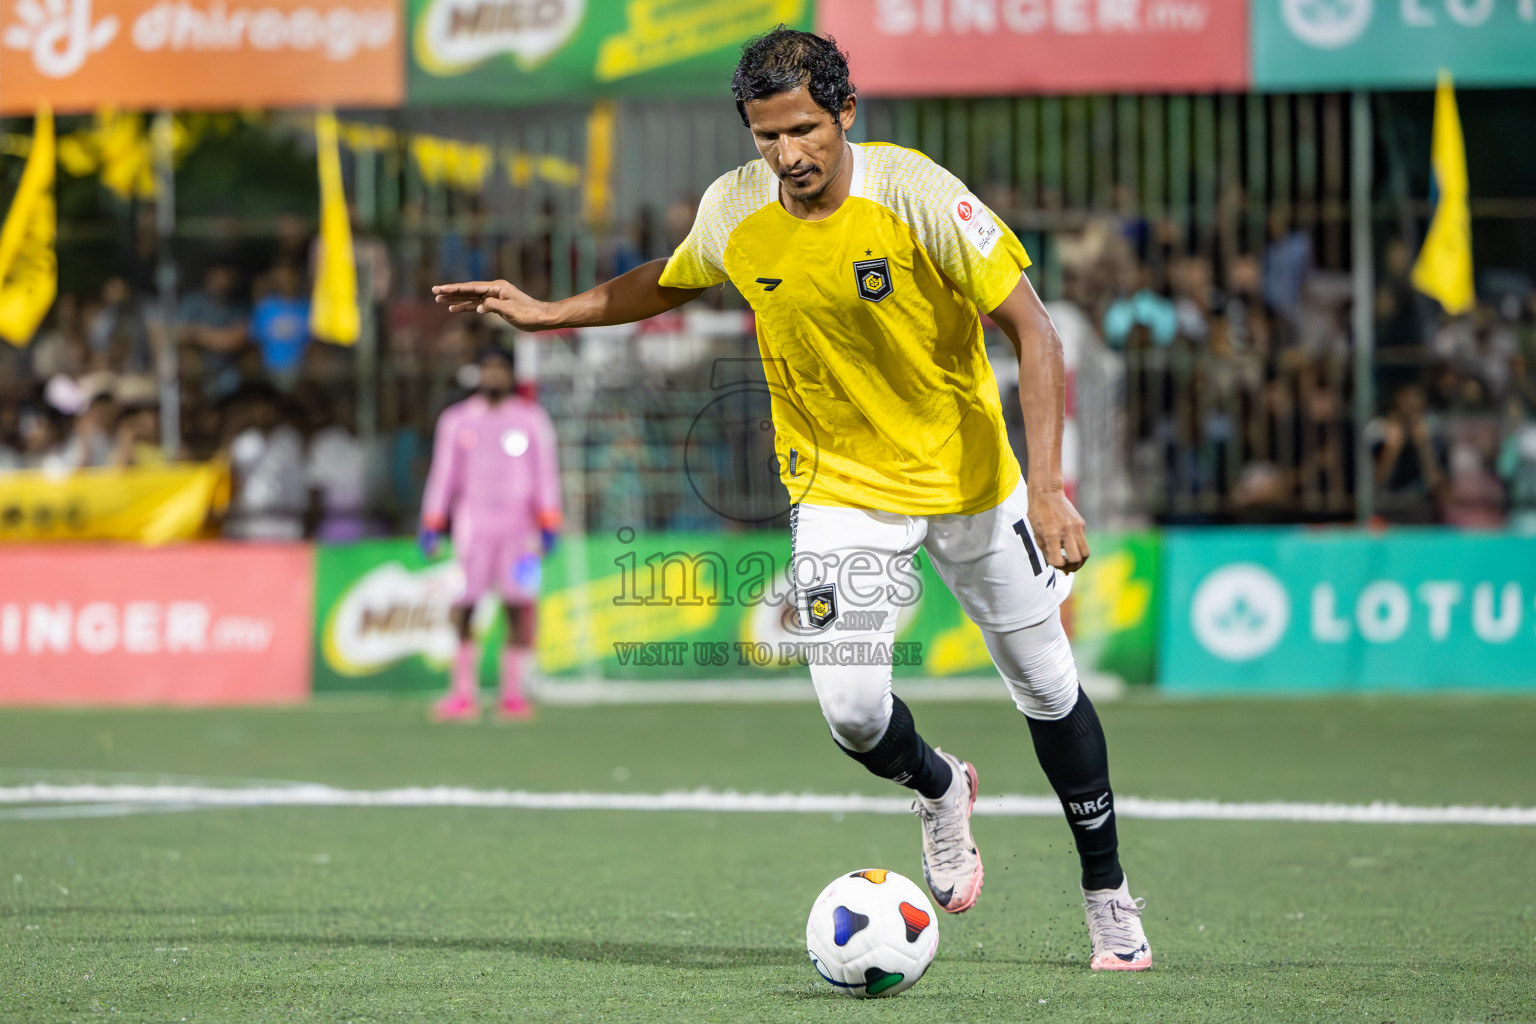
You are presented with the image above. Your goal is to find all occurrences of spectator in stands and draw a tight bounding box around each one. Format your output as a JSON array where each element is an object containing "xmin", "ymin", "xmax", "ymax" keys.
[
  {"xmin": 1471, "ymin": 301, "xmax": 1521, "ymax": 404},
  {"xmin": 1221, "ymin": 253, "xmax": 1270, "ymax": 358},
  {"xmin": 86, "ymin": 277, "xmax": 158, "ymax": 375},
  {"xmin": 0, "ymin": 399, "xmax": 21, "ymax": 473},
  {"xmin": 59, "ymin": 390, "xmax": 117, "ymax": 470},
  {"xmin": 221, "ymin": 382, "xmax": 307, "ymax": 541},
  {"xmin": 28, "ymin": 294, "xmax": 89, "ymax": 380},
  {"xmin": 110, "ymin": 376, "xmax": 167, "ymax": 468},
  {"xmin": 612, "ymin": 206, "xmax": 660, "ymax": 278},
  {"xmin": 1370, "ymin": 383, "xmax": 1445, "ymax": 524},
  {"xmin": 438, "ymin": 196, "xmax": 494, "ymax": 285},
  {"xmin": 1264, "ymin": 213, "xmax": 1313, "ymax": 326},
  {"xmin": 1374, "ymin": 238, "xmax": 1429, "ymax": 403},
  {"xmin": 306, "ymin": 394, "xmax": 376, "ymax": 542},
  {"xmin": 1103, "ymin": 263, "xmax": 1176, "ymax": 349},
  {"xmin": 1171, "ymin": 255, "xmax": 1216, "ymax": 348},
  {"xmin": 110, "ymin": 403, "xmax": 165, "ymax": 468},
  {"xmin": 17, "ymin": 404, "xmax": 70, "ymax": 473},
  {"xmin": 1441, "ymin": 438, "xmax": 1505, "ymax": 528},
  {"xmin": 249, "ymin": 262, "xmax": 312, "ymax": 391},
  {"xmin": 1497, "ymin": 398, "xmax": 1536, "ymax": 532},
  {"xmin": 178, "ymin": 264, "xmax": 249, "ymax": 401}
]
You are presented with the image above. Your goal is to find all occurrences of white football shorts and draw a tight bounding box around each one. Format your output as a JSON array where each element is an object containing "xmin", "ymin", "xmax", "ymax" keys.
[{"xmin": 790, "ymin": 478, "xmax": 1071, "ymax": 637}]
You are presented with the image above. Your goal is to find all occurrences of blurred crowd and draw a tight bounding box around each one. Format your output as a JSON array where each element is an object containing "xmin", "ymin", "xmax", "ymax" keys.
[
  {"xmin": 1051, "ymin": 214, "xmax": 1536, "ymax": 528},
  {"xmin": 6, "ymin": 193, "xmax": 1536, "ymax": 535}
]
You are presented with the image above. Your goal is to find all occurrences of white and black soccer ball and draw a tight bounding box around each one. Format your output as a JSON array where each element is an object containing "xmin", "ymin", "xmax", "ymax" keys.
[{"xmin": 805, "ymin": 868, "xmax": 939, "ymax": 998}]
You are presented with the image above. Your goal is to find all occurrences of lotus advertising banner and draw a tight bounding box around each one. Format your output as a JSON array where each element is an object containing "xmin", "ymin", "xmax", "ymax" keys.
[
  {"xmin": 1253, "ymin": 0, "xmax": 1536, "ymax": 89},
  {"xmin": 407, "ymin": 0, "xmax": 811, "ymax": 106},
  {"xmin": 1160, "ymin": 529, "xmax": 1536, "ymax": 693}
]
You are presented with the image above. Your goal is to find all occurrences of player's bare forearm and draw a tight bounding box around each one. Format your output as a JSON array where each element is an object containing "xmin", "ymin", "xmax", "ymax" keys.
[
  {"xmin": 433, "ymin": 260, "xmax": 703, "ymax": 332},
  {"xmin": 988, "ymin": 273, "xmax": 1089, "ymax": 572}
]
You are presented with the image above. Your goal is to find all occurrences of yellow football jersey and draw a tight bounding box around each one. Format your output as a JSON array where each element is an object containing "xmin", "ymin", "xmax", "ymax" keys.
[{"xmin": 659, "ymin": 142, "xmax": 1030, "ymax": 515}]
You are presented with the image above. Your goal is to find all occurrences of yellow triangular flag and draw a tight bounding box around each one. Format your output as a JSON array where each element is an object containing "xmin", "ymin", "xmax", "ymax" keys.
[
  {"xmin": 0, "ymin": 104, "xmax": 57, "ymax": 347},
  {"xmin": 1411, "ymin": 70, "xmax": 1474, "ymax": 315},
  {"xmin": 584, "ymin": 100, "xmax": 616, "ymax": 227},
  {"xmin": 310, "ymin": 109, "xmax": 359, "ymax": 345},
  {"xmin": 95, "ymin": 109, "xmax": 156, "ymax": 201}
]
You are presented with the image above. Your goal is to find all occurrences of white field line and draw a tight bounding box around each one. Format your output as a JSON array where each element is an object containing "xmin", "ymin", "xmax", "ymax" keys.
[
  {"xmin": 0, "ymin": 802, "xmax": 203, "ymax": 823},
  {"xmin": 531, "ymin": 672, "xmax": 1125, "ymax": 705},
  {"xmin": 0, "ymin": 784, "xmax": 1532, "ymax": 827}
]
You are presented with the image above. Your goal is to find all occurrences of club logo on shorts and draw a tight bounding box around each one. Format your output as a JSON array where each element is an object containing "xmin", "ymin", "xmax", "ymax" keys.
[
  {"xmin": 803, "ymin": 582, "xmax": 838, "ymax": 629},
  {"xmin": 852, "ymin": 258, "xmax": 893, "ymax": 303}
]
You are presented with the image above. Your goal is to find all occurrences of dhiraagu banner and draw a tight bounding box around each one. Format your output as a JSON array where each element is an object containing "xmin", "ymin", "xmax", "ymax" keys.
[
  {"xmin": 408, "ymin": 0, "xmax": 812, "ymax": 106},
  {"xmin": 1253, "ymin": 0, "xmax": 1536, "ymax": 89},
  {"xmin": 1161, "ymin": 529, "xmax": 1536, "ymax": 693}
]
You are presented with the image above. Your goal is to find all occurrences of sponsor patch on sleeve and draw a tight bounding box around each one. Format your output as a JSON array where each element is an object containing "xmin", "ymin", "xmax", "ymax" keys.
[{"xmin": 950, "ymin": 193, "xmax": 1001, "ymax": 257}]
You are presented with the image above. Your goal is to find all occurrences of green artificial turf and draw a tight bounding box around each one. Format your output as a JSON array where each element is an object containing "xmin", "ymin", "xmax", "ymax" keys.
[{"xmin": 2, "ymin": 696, "xmax": 1534, "ymax": 1023}]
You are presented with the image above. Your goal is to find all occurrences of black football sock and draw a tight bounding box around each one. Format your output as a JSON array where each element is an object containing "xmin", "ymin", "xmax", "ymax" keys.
[
  {"xmin": 1026, "ymin": 686, "xmax": 1125, "ymax": 891},
  {"xmin": 836, "ymin": 695, "xmax": 954, "ymax": 800}
]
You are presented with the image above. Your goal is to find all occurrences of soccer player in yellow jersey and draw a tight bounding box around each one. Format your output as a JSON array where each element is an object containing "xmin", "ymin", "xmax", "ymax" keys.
[{"xmin": 434, "ymin": 28, "xmax": 1151, "ymax": 972}]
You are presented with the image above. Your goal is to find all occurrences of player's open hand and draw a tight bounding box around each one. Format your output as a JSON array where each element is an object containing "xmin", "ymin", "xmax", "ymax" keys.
[
  {"xmin": 432, "ymin": 279, "xmax": 548, "ymax": 330},
  {"xmin": 1027, "ymin": 486, "xmax": 1090, "ymax": 574}
]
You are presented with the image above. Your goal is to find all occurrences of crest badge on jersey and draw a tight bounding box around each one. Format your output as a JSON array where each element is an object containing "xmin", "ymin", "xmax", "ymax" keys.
[{"xmin": 852, "ymin": 258, "xmax": 893, "ymax": 303}]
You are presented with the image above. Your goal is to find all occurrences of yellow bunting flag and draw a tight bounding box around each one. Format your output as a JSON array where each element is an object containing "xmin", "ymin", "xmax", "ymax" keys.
[
  {"xmin": 94, "ymin": 109, "xmax": 157, "ymax": 201},
  {"xmin": 0, "ymin": 104, "xmax": 57, "ymax": 347},
  {"xmin": 1411, "ymin": 70, "xmax": 1475, "ymax": 316},
  {"xmin": 584, "ymin": 100, "xmax": 616, "ymax": 227},
  {"xmin": 310, "ymin": 109, "xmax": 360, "ymax": 346}
]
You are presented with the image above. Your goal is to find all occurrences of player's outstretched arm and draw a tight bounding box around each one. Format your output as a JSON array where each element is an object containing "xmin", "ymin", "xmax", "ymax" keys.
[
  {"xmin": 432, "ymin": 259, "xmax": 704, "ymax": 332},
  {"xmin": 988, "ymin": 272, "xmax": 1090, "ymax": 574}
]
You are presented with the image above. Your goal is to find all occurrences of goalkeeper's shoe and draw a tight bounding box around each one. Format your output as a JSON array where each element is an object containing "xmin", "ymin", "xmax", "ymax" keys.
[
  {"xmin": 429, "ymin": 692, "xmax": 481, "ymax": 723},
  {"xmin": 1083, "ymin": 877, "xmax": 1152, "ymax": 971},
  {"xmin": 913, "ymin": 750, "xmax": 983, "ymax": 913},
  {"xmin": 495, "ymin": 693, "xmax": 535, "ymax": 722}
]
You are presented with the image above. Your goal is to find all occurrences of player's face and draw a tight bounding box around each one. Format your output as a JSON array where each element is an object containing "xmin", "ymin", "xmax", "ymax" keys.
[
  {"xmin": 479, "ymin": 360, "xmax": 514, "ymax": 397},
  {"xmin": 745, "ymin": 87, "xmax": 857, "ymax": 205}
]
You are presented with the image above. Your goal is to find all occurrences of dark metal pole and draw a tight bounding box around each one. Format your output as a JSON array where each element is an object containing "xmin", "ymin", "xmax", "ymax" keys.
[{"xmin": 152, "ymin": 110, "xmax": 180, "ymax": 457}]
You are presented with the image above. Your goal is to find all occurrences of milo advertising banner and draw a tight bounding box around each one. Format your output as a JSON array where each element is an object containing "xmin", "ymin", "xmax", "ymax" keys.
[
  {"xmin": 1161, "ymin": 528, "xmax": 1536, "ymax": 693},
  {"xmin": 408, "ymin": 0, "xmax": 812, "ymax": 106},
  {"xmin": 1254, "ymin": 0, "xmax": 1536, "ymax": 89},
  {"xmin": 314, "ymin": 539, "xmax": 486, "ymax": 693}
]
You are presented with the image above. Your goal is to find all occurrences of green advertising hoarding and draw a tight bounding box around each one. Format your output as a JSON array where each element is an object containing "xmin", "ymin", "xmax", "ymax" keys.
[
  {"xmin": 408, "ymin": 0, "xmax": 811, "ymax": 105},
  {"xmin": 1072, "ymin": 532, "xmax": 1160, "ymax": 687},
  {"xmin": 1254, "ymin": 0, "xmax": 1536, "ymax": 89},
  {"xmin": 312, "ymin": 530, "xmax": 1002, "ymax": 692},
  {"xmin": 1160, "ymin": 528, "xmax": 1536, "ymax": 693},
  {"xmin": 314, "ymin": 538, "xmax": 500, "ymax": 693}
]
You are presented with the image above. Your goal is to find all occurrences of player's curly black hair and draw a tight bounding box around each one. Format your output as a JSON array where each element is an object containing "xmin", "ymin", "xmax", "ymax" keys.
[{"xmin": 731, "ymin": 26, "xmax": 856, "ymax": 129}]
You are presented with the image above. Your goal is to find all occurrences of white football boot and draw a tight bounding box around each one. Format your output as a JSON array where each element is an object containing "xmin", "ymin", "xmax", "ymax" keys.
[
  {"xmin": 912, "ymin": 749, "xmax": 983, "ymax": 913},
  {"xmin": 1083, "ymin": 876, "xmax": 1152, "ymax": 970}
]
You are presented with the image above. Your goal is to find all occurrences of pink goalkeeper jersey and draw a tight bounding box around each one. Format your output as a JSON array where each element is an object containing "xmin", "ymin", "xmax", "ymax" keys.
[{"xmin": 420, "ymin": 394, "xmax": 562, "ymax": 539}]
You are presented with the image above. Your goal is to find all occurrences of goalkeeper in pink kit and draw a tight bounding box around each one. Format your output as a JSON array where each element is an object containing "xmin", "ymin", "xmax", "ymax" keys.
[{"xmin": 419, "ymin": 345, "xmax": 562, "ymax": 721}]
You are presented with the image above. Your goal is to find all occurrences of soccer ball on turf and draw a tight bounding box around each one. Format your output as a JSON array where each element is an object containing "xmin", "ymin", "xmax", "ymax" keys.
[{"xmin": 805, "ymin": 868, "xmax": 938, "ymax": 998}]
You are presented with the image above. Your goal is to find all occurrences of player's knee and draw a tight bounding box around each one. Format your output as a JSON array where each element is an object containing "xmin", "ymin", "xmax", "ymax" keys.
[
  {"xmin": 1013, "ymin": 656, "xmax": 1079, "ymax": 720},
  {"xmin": 984, "ymin": 614, "xmax": 1081, "ymax": 722},
  {"xmin": 814, "ymin": 668, "xmax": 893, "ymax": 753},
  {"xmin": 821, "ymin": 695, "xmax": 889, "ymax": 752}
]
